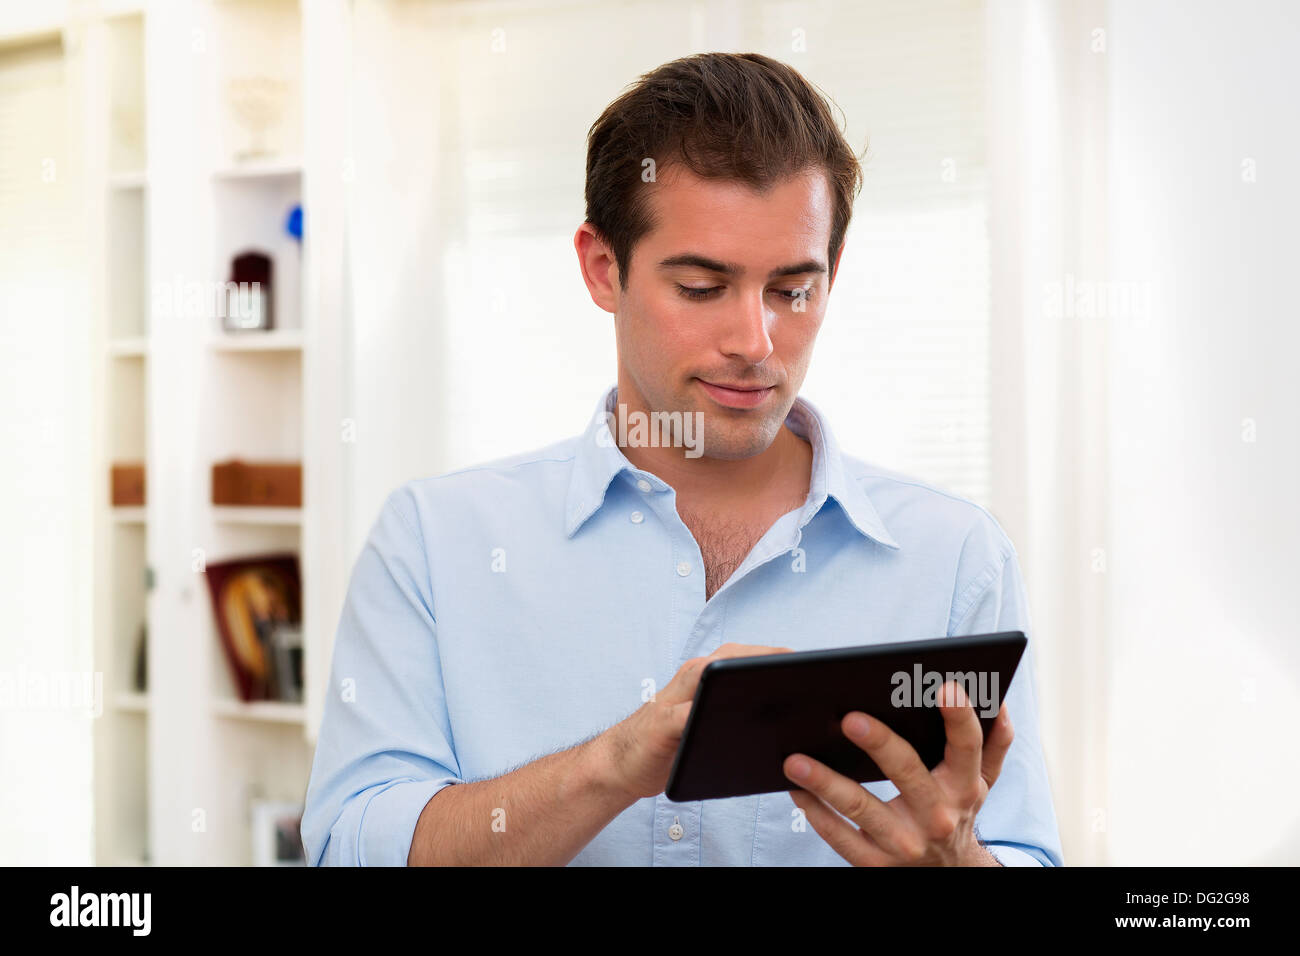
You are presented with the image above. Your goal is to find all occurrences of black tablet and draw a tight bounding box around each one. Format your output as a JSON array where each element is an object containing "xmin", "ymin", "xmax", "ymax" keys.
[{"xmin": 664, "ymin": 630, "xmax": 1027, "ymax": 802}]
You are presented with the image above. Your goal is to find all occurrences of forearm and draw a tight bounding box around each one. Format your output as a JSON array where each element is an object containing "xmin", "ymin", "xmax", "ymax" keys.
[{"xmin": 407, "ymin": 731, "xmax": 635, "ymax": 865}]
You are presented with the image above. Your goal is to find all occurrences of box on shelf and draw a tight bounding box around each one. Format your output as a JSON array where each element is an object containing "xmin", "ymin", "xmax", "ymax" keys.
[
  {"xmin": 212, "ymin": 460, "xmax": 302, "ymax": 507},
  {"xmin": 110, "ymin": 463, "xmax": 146, "ymax": 505}
]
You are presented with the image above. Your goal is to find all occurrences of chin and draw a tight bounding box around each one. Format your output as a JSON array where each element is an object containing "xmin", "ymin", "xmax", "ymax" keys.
[{"xmin": 697, "ymin": 418, "xmax": 782, "ymax": 461}]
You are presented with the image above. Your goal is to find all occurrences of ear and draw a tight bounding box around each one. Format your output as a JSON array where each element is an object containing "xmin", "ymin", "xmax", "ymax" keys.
[{"xmin": 574, "ymin": 223, "xmax": 620, "ymax": 314}]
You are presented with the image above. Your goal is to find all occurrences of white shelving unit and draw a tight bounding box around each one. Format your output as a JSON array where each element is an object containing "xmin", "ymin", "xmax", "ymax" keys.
[
  {"xmin": 212, "ymin": 506, "xmax": 304, "ymax": 526},
  {"xmin": 87, "ymin": 0, "xmax": 350, "ymax": 866},
  {"xmin": 89, "ymin": 3, "xmax": 151, "ymax": 868},
  {"xmin": 207, "ymin": 329, "xmax": 304, "ymax": 352}
]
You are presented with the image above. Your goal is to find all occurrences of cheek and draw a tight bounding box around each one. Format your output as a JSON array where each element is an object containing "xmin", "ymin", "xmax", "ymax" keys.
[
  {"xmin": 616, "ymin": 301, "xmax": 681, "ymax": 384},
  {"xmin": 630, "ymin": 293, "xmax": 708, "ymax": 356},
  {"xmin": 774, "ymin": 309, "xmax": 824, "ymax": 355}
]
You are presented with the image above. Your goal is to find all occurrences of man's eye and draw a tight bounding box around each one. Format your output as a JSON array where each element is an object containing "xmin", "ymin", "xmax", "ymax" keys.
[
  {"xmin": 676, "ymin": 284, "xmax": 721, "ymax": 301},
  {"xmin": 777, "ymin": 288, "xmax": 814, "ymax": 302},
  {"xmin": 675, "ymin": 285, "xmax": 815, "ymax": 303}
]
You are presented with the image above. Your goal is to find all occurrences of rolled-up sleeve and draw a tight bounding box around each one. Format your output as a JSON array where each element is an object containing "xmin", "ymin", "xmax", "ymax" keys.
[
  {"xmin": 948, "ymin": 526, "xmax": 1065, "ymax": 868},
  {"xmin": 302, "ymin": 486, "xmax": 463, "ymax": 866}
]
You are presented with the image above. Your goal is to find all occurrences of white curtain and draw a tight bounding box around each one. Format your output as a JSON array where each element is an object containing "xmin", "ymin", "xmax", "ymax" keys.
[
  {"xmin": 1100, "ymin": 0, "xmax": 1300, "ymax": 865},
  {"xmin": 985, "ymin": 0, "xmax": 1110, "ymax": 866},
  {"xmin": 0, "ymin": 32, "xmax": 94, "ymax": 865},
  {"xmin": 989, "ymin": 0, "xmax": 1300, "ymax": 865}
]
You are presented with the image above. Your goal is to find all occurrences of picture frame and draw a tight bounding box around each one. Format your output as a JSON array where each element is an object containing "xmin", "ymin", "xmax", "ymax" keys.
[
  {"xmin": 251, "ymin": 800, "xmax": 305, "ymax": 867},
  {"xmin": 202, "ymin": 553, "xmax": 303, "ymax": 702}
]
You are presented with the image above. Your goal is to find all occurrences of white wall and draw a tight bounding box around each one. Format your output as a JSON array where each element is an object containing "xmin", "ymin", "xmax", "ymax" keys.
[{"xmin": 1104, "ymin": 0, "xmax": 1300, "ymax": 864}]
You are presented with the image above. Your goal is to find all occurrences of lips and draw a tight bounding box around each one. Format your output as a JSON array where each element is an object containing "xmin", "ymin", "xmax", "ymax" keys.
[{"xmin": 697, "ymin": 378, "xmax": 776, "ymax": 409}]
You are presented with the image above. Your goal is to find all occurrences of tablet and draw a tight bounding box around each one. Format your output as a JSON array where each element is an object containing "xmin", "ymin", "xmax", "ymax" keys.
[{"xmin": 664, "ymin": 630, "xmax": 1026, "ymax": 802}]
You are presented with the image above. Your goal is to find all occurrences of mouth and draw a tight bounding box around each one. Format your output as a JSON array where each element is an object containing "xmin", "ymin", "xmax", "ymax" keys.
[{"xmin": 696, "ymin": 378, "xmax": 777, "ymax": 410}]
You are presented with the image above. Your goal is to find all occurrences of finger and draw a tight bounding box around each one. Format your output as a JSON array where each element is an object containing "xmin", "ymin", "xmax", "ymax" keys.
[
  {"xmin": 787, "ymin": 787, "xmax": 888, "ymax": 867},
  {"xmin": 979, "ymin": 702, "xmax": 1015, "ymax": 787},
  {"xmin": 784, "ymin": 752, "xmax": 911, "ymax": 857},
  {"xmin": 662, "ymin": 645, "xmax": 793, "ymax": 704},
  {"xmin": 840, "ymin": 710, "xmax": 943, "ymax": 816},
  {"xmin": 935, "ymin": 681, "xmax": 984, "ymax": 799},
  {"xmin": 708, "ymin": 642, "xmax": 795, "ymax": 660},
  {"xmin": 661, "ymin": 655, "xmax": 713, "ymax": 701}
]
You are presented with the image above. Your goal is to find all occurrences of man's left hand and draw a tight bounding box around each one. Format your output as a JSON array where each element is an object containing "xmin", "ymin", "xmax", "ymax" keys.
[{"xmin": 782, "ymin": 680, "xmax": 1012, "ymax": 866}]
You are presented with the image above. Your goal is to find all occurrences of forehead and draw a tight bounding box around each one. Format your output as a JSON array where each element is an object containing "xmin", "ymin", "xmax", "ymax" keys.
[{"xmin": 638, "ymin": 165, "xmax": 833, "ymax": 261}]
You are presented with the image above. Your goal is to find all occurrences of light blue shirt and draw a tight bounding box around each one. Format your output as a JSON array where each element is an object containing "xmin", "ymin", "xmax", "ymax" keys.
[{"xmin": 302, "ymin": 385, "xmax": 1064, "ymax": 866}]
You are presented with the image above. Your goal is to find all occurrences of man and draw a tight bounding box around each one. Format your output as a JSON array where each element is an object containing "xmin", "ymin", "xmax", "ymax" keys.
[{"xmin": 301, "ymin": 52, "xmax": 1063, "ymax": 867}]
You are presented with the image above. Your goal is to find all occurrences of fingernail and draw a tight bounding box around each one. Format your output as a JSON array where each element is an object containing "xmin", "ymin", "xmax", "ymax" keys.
[
  {"xmin": 845, "ymin": 713, "xmax": 869, "ymax": 736},
  {"xmin": 789, "ymin": 756, "xmax": 810, "ymax": 779}
]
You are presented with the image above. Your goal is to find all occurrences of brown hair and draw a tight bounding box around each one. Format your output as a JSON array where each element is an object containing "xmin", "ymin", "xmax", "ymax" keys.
[{"xmin": 583, "ymin": 52, "xmax": 865, "ymax": 289}]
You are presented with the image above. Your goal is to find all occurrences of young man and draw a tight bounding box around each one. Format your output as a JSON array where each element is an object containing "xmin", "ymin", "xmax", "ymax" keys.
[{"xmin": 302, "ymin": 52, "xmax": 1063, "ymax": 867}]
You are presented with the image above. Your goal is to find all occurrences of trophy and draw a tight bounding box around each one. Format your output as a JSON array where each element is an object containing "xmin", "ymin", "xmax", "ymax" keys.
[{"xmin": 226, "ymin": 74, "xmax": 288, "ymax": 163}]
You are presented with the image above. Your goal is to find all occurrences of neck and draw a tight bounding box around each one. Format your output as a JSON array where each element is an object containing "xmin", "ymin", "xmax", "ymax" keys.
[{"xmin": 612, "ymin": 388, "xmax": 813, "ymax": 510}]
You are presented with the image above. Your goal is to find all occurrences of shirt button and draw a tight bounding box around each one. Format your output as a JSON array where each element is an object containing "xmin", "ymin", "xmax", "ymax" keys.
[
  {"xmin": 636, "ymin": 478, "xmax": 652, "ymax": 493},
  {"xmin": 676, "ymin": 561, "xmax": 691, "ymax": 577},
  {"xmin": 668, "ymin": 817, "xmax": 684, "ymax": 841},
  {"xmin": 630, "ymin": 510, "xmax": 644, "ymax": 524}
]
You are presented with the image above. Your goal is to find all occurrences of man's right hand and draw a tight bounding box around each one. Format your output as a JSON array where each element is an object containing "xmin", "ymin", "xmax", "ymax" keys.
[{"xmin": 597, "ymin": 642, "xmax": 794, "ymax": 801}]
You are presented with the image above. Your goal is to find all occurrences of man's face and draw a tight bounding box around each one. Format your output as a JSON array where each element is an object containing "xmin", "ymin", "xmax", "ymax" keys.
[{"xmin": 610, "ymin": 165, "xmax": 839, "ymax": 461}]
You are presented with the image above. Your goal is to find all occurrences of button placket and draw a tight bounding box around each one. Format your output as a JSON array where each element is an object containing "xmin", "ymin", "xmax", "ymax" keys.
[{"xmin": 653, "ymin": 797, "xmax": 702, "ymax": 865}]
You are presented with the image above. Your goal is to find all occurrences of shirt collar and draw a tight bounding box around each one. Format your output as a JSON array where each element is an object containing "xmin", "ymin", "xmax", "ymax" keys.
[{"xmin": 564, "ymin": 384, "xmax": 901, "ymax": 551}]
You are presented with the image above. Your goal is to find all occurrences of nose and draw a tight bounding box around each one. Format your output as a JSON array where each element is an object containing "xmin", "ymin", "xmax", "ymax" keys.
[{"xmin": 718, "ymin": 287, "xmax": 775, "ymax": 366}]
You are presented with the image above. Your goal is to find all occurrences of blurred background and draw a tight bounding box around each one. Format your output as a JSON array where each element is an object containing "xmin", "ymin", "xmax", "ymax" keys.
[{"xmin": 0, "ymin": 0, "xmax": 1296, "ymax": 866}]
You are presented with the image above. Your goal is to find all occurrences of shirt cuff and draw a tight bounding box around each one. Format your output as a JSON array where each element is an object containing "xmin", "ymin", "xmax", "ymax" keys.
[
  {"xmin": 358, "ymin": 777, "xmax": 460, "ymax": 866},
  {"xmin": 987, "ymin": 843, "xmax": 1047, "ymax": 867}
]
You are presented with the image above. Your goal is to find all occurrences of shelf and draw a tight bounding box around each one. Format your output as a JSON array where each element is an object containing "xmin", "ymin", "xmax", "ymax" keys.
[
  {"xmin": 107, "ymin": 336, "xmax": 148, "ymax": 357},
  {"xmin": 212, "ymin": 506, "xmax": 302, "ymax": 526},
  {"xmin": 212, "ymin": 698, "xmax": 305, "ymax": 724},
  {"xmin": 114, "ymin": 692, "xmax": 149, "ymax": 713},
  {"xmin": 207, "ymin": 329, "xmax": 303, "ymax": 353},
  {"xmin": 89, "ymin": 0, "xmax": 319, "ymax": 867},
  {"xmin": 102, "ymin": 0, "xmax": 146, "ymax": 19},
  {"xmin": 111, "ymin": 506, "xmax": 146, "ymax": 524},
  {"xmin": 212, "ymin": 158, "xmax": 302, "ymax": 181},
  {"xmin": 108, "ymin": 169, "xmax": 147, "ymax": 189}
]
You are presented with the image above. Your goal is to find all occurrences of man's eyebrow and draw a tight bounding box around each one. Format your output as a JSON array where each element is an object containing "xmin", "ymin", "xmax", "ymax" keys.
[{"xmin": 656, "ymin": 253, "xmax": 827, "ymax": 279}]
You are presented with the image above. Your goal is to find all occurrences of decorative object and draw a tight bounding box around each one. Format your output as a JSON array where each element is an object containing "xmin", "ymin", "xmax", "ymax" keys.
[
  {"xmin": 226, "ymin": 74, "xmax": 287, "ymax": 163},
  {"xmin": 223, "ymin": 250, "xmax": 273, "ymax": 332},
  {"xmin": 132, "ymin": 622, "xmax": 147, "ymax": 693},
  {"xmin": 202, "ymin": 553, "xmax": 302, "ymax": 703},
  {"xmin": 285, "ymin": 203, "xmax": 302, "ymax": 245},
  {"xmin": 211, "ymin": 460, "xmax": 302, "ymax": 507},
  {"xmin": 110, "ymin": 463, "xmax": 145, "ymax": 506},
  {"xmin": 251, "ymin": 800, "xmax": 306, "ymax": 866}
]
